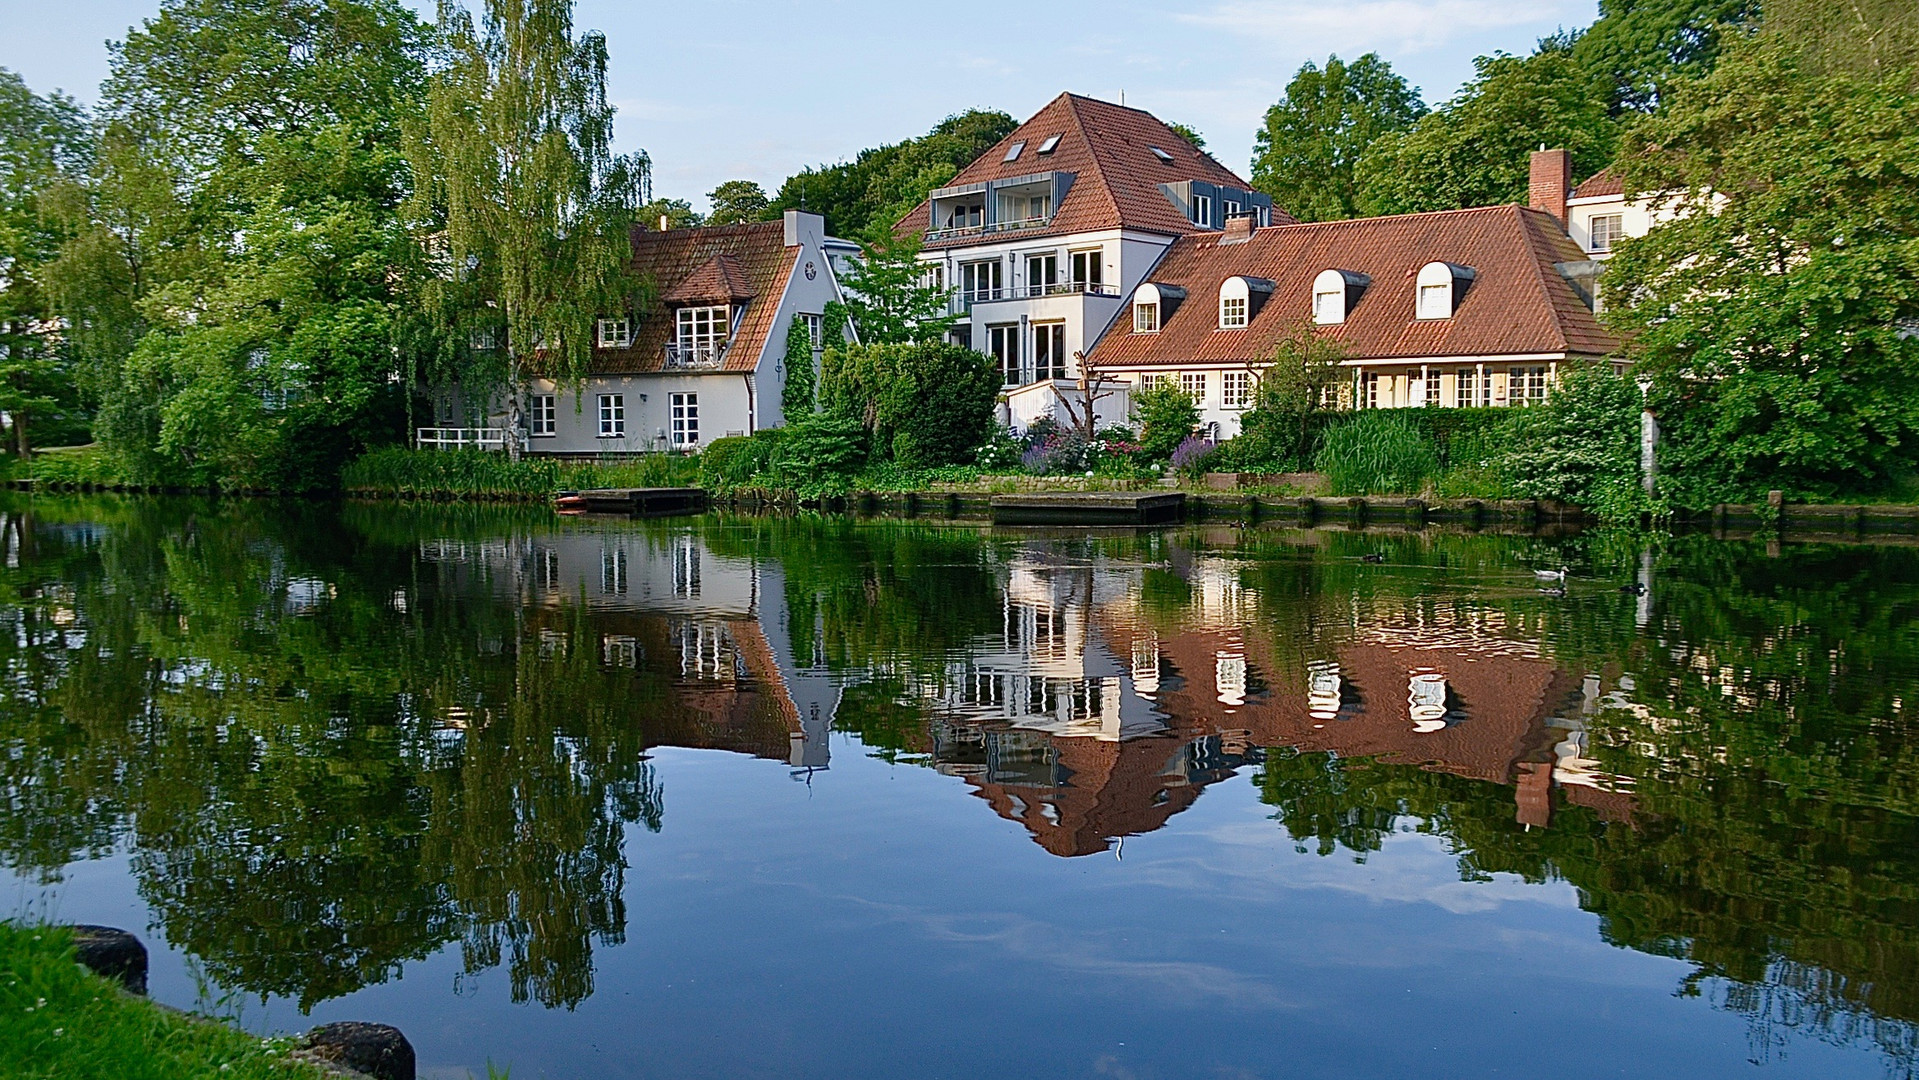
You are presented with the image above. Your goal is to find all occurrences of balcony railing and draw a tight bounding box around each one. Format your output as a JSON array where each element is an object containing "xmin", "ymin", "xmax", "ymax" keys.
[
  {"xmin": 1021, "ymin": 281, "xmax": 1123, "ymax": 299},
  {"xmin": 664, "ymin": 341, "xmax": 728, "ymax": 369},
  {"xmin": 418, "ymin": 427, "xmax": 506, "ymax": 451},
  {"xmin": 925, "ymin": 214, "xmax": 1054, "ymax": 243}
]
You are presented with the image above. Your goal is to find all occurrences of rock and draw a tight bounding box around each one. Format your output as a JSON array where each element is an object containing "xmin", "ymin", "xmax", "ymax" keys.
[
  {"xmin": 306, "ymin": 1022, "xmax": 416, "ymax": 1080},
  {"xmin": 69, "ymin": 925, "xmax": 147, "ymax": 995}
]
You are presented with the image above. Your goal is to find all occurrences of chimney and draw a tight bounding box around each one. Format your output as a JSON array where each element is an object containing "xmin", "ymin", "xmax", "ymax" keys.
[
  {"xmin": 1529, "ymin": 148, "xmax": 1571, "ymax": 226},
  {"xmin": 658, "ymin": 214, "xmax": 670, "ymax": 232},
  {"xmin": 1221, "ymin": 212, "xmax": 1256, "ymax": 245}
]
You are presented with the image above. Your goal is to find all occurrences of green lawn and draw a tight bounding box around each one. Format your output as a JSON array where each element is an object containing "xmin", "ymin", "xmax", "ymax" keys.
[{"xmin": 0, "ymin": 921, "xmax": 328, "ymax": 1080}]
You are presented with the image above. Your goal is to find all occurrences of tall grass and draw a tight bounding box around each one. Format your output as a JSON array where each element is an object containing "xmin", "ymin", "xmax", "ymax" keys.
[
  {"xmin": 1315, "ymin": 411, "xmax": 1439, "ymax": 496},
  {"xmin": 342, "ymin": 447, "xmax": 700, "ymax": 499}
]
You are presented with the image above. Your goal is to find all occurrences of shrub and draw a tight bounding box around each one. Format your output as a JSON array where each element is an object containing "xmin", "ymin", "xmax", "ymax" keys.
[
  {"xmin": 1315, "ymin": 411, "xmax": 1439, "ymax": 495},
  {"xmin": 700, "ymin": 434, "xmax": 777, "ymax": 488},
  {"xmin": 1135, "ymin": 381, "xmax": 1200, "ymax": 461},
  {"xmin": 1503, "ymin": 363, "xmax": 1647, "ymax": 518},
  {"xmin": 975, "ymin": 424, "xmax": 1025, "ymax": 471},
  {"xmin": 1170, "ymin": 434, "xmax": 1216, "ymax": 476},
  {"xmin": 770, "ymin": 414, "xmax": 868, "ymax": 488},
  {"xmin": 820, "ymin": 341, "xmax": 1000, "ymax": 467}
]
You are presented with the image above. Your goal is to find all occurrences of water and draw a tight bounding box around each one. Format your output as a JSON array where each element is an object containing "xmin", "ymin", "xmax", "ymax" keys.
[{"xmin": 3, "ymin": 495, "xmax": 1916, "ymax": 1079}]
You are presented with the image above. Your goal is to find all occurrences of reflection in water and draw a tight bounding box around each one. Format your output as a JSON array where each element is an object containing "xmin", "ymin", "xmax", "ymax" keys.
[{"xmin": 4, "ymin": 500, "xmax": 1919, "ymax": 1073}]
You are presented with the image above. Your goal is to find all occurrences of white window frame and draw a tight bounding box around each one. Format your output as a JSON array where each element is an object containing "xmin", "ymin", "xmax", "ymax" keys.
[
  {"xmin": 597, "ymin": 394, "xmax": 625, "ymax": 438},
  {"xmin": 670, "ymin": 391, "xmax": 699, "ymax": 447},
  {"xmin": 1134, "ymin": 303, "xmax": 1159, "ymax": 333},
  {"xmin": 1192, "ymin": 192, "xmax": 1213, "ymax": 227},
  {"xmin": 1219, "ymin": 296, "xmax": 1247, "ymax": 329},
  {"xmin": 1033, "ymin": 322, "xmax": 1066, "ymax": 382},
  {"xmin": 530, "ymin": 393, "xmax": 556, "ymax": 437},
  {"xmin": 1590, "ymin": 213, "xmax": 1624, "ymax": 253},
  {"xmin": 596, "ymin": 317, "xmax": 632, "ymax": 348},
  {"xmin": 1455, "ymin": 367, "xmax": 1479, "ymax": 408},
  {"xmin": 1069, "ymin": 248, "xmax": 1104, "ymax": 293},
  {"xmin": 800, "ymin": 312, "xmax": 823, "ymax": 349},
  {"xmin": 1179, "ymin": 371, "xmax": 1208, "ymax": 403},
  {"xmin": 1222, "ymin": 370, "xmax": 1253, "ymax": 409}
]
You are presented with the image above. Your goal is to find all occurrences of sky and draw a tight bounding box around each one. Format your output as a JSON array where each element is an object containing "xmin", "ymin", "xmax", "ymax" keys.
[{"xmin": 1, "ymin": 1, "xmax": 1600, "ymax": 213}]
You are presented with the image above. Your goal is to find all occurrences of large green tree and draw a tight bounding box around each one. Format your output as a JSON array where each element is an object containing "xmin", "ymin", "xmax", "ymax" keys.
[
  {"xmin": 705, "ymin": 179, "xmax": 769, "ymax": 226},
  {"xmin": 1251, "ymin": 54, "xmax": 1426, "ymax": 222},
  {"xmin": 406, "ymin": 0, "xmax": 650, "ymax": 459},
  {"xmin": 1355, "ymin": 45, "xmax": 1618, "ymax": 215},
  {"xmin": 1571, "ymin": 0, "xmax": 1760, "ymax": 113},
  {"xmin": 770, "ymin": 109, "xmax": 1017, "ymax": 242}
]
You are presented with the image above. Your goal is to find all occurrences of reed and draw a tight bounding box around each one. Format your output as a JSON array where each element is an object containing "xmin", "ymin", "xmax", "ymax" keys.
[{"xmin": 342, "ymin": 447, "xmax": 698, "ymax": 499}]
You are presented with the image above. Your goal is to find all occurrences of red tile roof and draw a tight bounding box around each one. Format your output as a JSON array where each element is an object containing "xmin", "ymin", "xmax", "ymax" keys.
[
  {"xmin": 1572, "ymin": 167, "xmax": 1623, "ymax": 199},
  {"xmin": 591, "ymin": 220, "xmax": 798, "ymax": 375},
  {"xmin": 1086, "ymin": 204, "xmax": 1618, "ymax": 368},
  {"xmin": 896, "ymin": 93, "xmax": 1287, "ymax": 249}
]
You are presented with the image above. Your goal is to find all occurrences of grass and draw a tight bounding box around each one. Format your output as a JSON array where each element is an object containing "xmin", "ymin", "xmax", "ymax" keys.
[
  {"xmin": 342, "ymin": 447, "xmax": 701, "ymax": 499},
  {"xmin": 16, "ymin": 445, "xmax": 134, "ymax": 487},
  {"xmin": 0, "ymin": 920, "xmax": 329, "ymax": 1080}
]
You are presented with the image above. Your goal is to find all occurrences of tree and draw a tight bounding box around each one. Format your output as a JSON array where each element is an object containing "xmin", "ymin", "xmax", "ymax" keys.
[
  {"xmin": 406, "ymin": 0, "xmax": 649, "ymax": 459},
  {"xmin": 1134, "ymin": 380, "xmax": 1200, "ymax": 461},
  {"xmin": 1604, "ymin": 28, "xmax": 1919, "ymax": 505},
  {"xmin": 1165, "ymin": 122, "xmax": 1206, "ymax": 151},
  {"xmin": 781, "ymin": 315, "xmax": 815, "ymax": 417},
  {"xmin": 819, "ymin": 340, "xmax": 999, "ymax": 467},
  {"xmin": 0, "ymin": 69, "xmax": 91, "ymax": 455},
  {"xmin": 705, "ymin": 180, "xmax": 769, "ymax": 226},
  {"xmin": 838, "ymin": 232, "xmax": 956, "ymax": 344},
  {"xmin": 1234, "ymin": 322, "xmax": 1346, "ymax": 468},
  {"xmin": 638, "ymin": 196, "xmax": 701, "ymax": 230},
  {"xmin": 1572, "ymin": 0, "xmax": 1760, "ymax": 113},
  {"xmin": 769, "ymin": 109, "xmax": 1017, "ymax": 242},
  {"xmin": 1251, "ymin": 55, "xmax": 1426, "ymax": 222},
  {"xmin": 1355, "ymin": 46, "xmax": 1617, "ymax": 215}
]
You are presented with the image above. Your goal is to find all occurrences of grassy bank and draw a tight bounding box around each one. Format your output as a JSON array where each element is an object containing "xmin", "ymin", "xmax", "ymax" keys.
[
  {"xmin": 0, "ymin": 921, "xmax": 328, "ymax": 1080},
  {"xmin": 342, "ymin": 447, "xmax": 700, "ymax": 499}
]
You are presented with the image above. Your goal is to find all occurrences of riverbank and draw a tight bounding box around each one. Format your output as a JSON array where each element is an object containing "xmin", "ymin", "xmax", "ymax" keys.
[{"xmin": 0, "ymin": 921, "xmax": 332, "ymax": 1080}]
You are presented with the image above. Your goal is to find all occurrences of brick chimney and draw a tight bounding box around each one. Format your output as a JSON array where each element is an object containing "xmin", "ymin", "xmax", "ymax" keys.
[
  {"xmin": 1529, "ymin": 148, "xmax": 1571, "ymax": 226},
  {"xmin": 1221, "ymin": 212, "xmax": 1256, "ymax": 245}
]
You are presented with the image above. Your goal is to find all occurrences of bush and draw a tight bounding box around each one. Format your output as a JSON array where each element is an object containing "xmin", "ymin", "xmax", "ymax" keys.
[
  {"xmin": 341, "ymin": 447, "xmax": 699, "ymax": 498},
  {"xmin": 25, "ymin": 445, "xmax": 133, "ymax": 486},
  {"xmin": 700, "ymin": 433, "xmax": 778, "ymax": 488},
  {"xmin": 820, "ymin": 341, "xmax": 1000, "ymax": 467},
  {"xmin": 975, "ymin": 424, "xmax": 1025, "ymax": 471},
  {"xmin": 769, "ymin": 414, "xmax": 869, "ymax": 490},
  {"xmin": 1170, "ymin": 435, "xmax": 1215, "ymax": 477},
  {"xmin": 1135, "ymin": 381, "xmax": 1200, "ymax": 461},
  {"xmin": 1315, "ymin": 411, "xmax": 1439, "ymax": 495},
  {"xmin": 1503, "ymin": 364, "xmax": 1647, "ymax": 518}
]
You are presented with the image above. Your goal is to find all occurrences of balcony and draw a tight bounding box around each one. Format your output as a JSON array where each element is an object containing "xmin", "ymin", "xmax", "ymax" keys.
[
  {"xmin": 664, "ymin": 342, "xmax": 729, "ymax": 370},
  {"xmin": 953, "ymin": 280, "xmax": 1122, "ymax": 314},
  {"xmin": 418, "ymin": 427, "xmax": 506, "ymax": 451},
  {"xmin": 925, "ymin": 215, "xmax": 1053, "ymax": 244}
]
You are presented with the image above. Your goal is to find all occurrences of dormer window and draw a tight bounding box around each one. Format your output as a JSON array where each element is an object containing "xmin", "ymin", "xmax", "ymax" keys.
[
  {"xmin": 1131, "ymin": 282, "xmax": 1184, "ymax": 331},
  {"xmin": 1415, "ymin": 261, "xmax": 1476, "ymax": 319},
  {"xmin": 1311, "ymin": 269, "xmax": 1370, "ymax": 325},
  {"xmin": 1003, "ymin": 141, "xmax": 1026, "ymax": 162},
  {"xmin": 1217, "ymin": 276, "xmax": 1274, "ymax": 329},
  {"xmin": 1135, "ymin": 303, "xmax": 1158, "ymax": 333},
  {"xmin": 597, "ymin": 317, "xmax": 632, "ymax": 348},
  {"xmin": 676, "ymin": 305, "xmax": 728, "ymax": 363},
  {"xmin": 1191, "ymin": 193, "xmax": 1213, "ymax": 227}
]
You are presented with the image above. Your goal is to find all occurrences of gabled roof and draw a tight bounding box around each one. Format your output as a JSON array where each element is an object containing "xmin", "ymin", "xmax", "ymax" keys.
[
  {"xmin": 592, "ymin": 220, "xmax": 799, "ymax": 375},
  {"xmin": 1572, "ymin": 167, "xmax": 1623, "ymax": 200},
  {"xmin": 897, "ymin": 93, "xmax": 1285, "ymax": 248},
  {"xmin": 1086, "ymin": 204, "xmax": 1618, "ymax": 369}
]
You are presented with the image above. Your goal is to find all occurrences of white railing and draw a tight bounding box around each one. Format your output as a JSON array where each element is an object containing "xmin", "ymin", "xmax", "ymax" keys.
[
  {"xmin": 664, "ymin": 342, "xmax": 728, "ymax": 369},
  {"xmin": 418, "ymin": 427, "xmax": 507, "ymax": 451}
]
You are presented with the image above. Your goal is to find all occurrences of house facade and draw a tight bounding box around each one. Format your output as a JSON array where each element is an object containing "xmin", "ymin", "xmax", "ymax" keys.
[
  {"xmin": 898, "ymin": 93, "xmax": 1278, "ymax": 434},
  {"xmin": 1082, "ymin": 189, "xmax": 1620, "ymax": 438},
  {"xmin": 444, "ymin": 210, "xmax": 847, "ymax": 455}
]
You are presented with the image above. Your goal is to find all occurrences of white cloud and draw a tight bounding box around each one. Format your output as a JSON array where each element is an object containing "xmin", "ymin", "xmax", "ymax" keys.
[{"xmin": 1182, "ymin": 0, "xmax": 1583, "ymax": 56}]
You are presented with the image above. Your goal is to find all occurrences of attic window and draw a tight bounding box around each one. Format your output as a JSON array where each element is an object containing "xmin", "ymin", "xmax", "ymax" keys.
[
  {"xmin": 1003, "ymin": 141, "xmax": 1026, "ymax": 162},
  {"xmin": 1150, "ymin": 146, "xmax": 1175, "ymax": 164},
  {"xmin": 1037, "ymin": 135, "xmax": 1061, "ymax": 154},
  {"xmin": 1311, "ymin": 269, "xmax": 1370, "ymax": 325},
  {"xmin": 1217, "ymin": 276, "xmax": 1274, "ymax": 329},
  {"xmin": 1415, "ymin": 261, "xmax": 1476, "ymax": 320}
]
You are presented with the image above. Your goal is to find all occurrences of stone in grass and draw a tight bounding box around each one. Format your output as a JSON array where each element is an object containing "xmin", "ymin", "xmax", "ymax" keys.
[
  {"xmin": 305, "ymin": 1022, "xmax": 416, "ymax": 1080},
  {"xmin": 69, "ymin": 925, "xmax": 147, "ymax": 995}
]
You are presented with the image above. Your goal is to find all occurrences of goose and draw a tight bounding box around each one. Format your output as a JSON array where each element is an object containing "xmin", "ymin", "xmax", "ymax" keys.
[
  {"xmin": 1533, "ymin": 566, "xmax": 1568, "ymax": 583},
  {"xmin": 1537, "ymin": 584, "xmax": 1568, "ymax": 598}
]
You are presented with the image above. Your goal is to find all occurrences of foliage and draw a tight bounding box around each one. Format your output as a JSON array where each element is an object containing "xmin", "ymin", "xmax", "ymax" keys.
[
  {"xmin": 819, "ymin": 341, "xmax": 998, "ymax": 467},
  {"xmin": 1164, "ymin": 122, "xmax": 1206, "ymax": 151},
  {"xmin": 1356, "ymin": 46, "xmax": 1618, "ymax": 215},
  {"xmin": 1251, "ymin": 54, "xmax": 1427, "ymax": 222},
  {"xmin": 1169, "ymin": 435, "xmax": 1215, "ymax": 476},
  {"xmin": 1314, "ymin": 410, "xmax": 1439, "ymax": 495},
  {"xmin": 705, "ymin": 179, "xmax": 770, "ymax": 225},
  {"xmin": 1134, "ymin": 380, "xmax": 1200, "ymax": 461},
  {"xmin": 405, "ymin": 0, "xmax": 650, "ymax": 457},
  {"xmin": 24, "ymin": 445, "xmax": 133, "ymax": 487},
  {"xmin": 837, "ymin": 231, "xmax": 957, "ymax": 344},
  {"xmin": 1606, "ymin": 28, "xmax": 1919, "ymax": 505},
  {"xmin": 637, "ymin": 196, "xmax": 701, "ymax": 229},
  {"xmin": 975, "ymin": 423, "xmax": 1025, "ymax": 471},
  {"xmin": 781, "ymin": 315, "xmax": 816, "ymax": 418},
  {"xmin": 1571, "ymin": 0, "xmax": 1760, "ymax": 113},
  {"xmin": 768, "ymin": 109, "xmax": 1017, "ymax": 242},
  {"xmin": 0, "ymin": 922, "xmax": 331, "ymax": 1080},
  {"xmin": 767, "ymin": 414, "xmax": 868, "ymax": 491},
  {"xmin": 1502, "ymin": 364, "xmax": 1647, "ymax": 518},
  {"xmin": 1231, "ymin": 323, "xmax": 1347, "ymax": 469},
  {"xmin": 341, "ymin": 446, "xmax": 696, "ymax": 498},
  {"xmin": 699, "ymin": 432, "xmax": 776, "ymax": 488}
]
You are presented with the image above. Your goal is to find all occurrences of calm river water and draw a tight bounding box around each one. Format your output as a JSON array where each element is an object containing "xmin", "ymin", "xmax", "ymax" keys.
[{"xmin": 3, "ymin": 495, "xmax": 1916, "ymax": 1079}]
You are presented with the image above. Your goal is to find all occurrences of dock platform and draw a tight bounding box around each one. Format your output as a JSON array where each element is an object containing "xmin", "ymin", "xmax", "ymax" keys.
[
  {"xmin": 990, "ymin": 491, "xmax": 1186, "ymax": 526},
  {"xmin": 556, "ymin": 487, "xmax": 707, "ymax": 516}
]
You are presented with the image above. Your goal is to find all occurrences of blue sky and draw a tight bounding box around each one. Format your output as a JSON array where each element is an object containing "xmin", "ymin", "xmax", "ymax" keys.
[{"xmin": 4, "ymin": 1, "xmax": 1598, "ymax": 212}]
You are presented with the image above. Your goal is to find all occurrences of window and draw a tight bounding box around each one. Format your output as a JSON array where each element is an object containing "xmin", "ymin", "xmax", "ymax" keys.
[
  {"xmin": 1179, "ymin": 371, "xmax": 1207, "ymax": 402},
  {"xmin": 1070, "ymin": 249, "xmax": 1103, "ymax": 293},
  {"xmin": 1415, "ymin": 261, "xmax": 1472, "ymax": 319},
  {"xmin": 989, "ymin": 324, "xmax": 1020, "ymax": 385},
  {"xmin": 1363, "ymin": 371, "xmax": 1380, "ymax": 410},
  {"xmin": 601, "ymin": 546, "xmax": 626, "ymax": 594},
  {"xmin": 1455, "ymin": 367, "xmax": 1480, "ymax": 408},
  {"xmin": 1417, "ymin": 284, "xmax": 1450, "ymax": 319},
  {"xmin": 597, "ymin": 394, "xmax": 625, "ymax": 438},
  {"xmin": 1510, "ymin": 366, "xmax": 1548, "ymax": 406},
  {"xmin": 1313, "ymin": 268, "xmax": 1361, "ymax": 325},
  {"xmin": 1150, "ymin": 146, "xmax": 1174, "ymax": 164},
  {"xmin": 1424, "ymin": 372, "xmax": 1441, "ymax": 407},
  {"xmin": 676, "ymin": 305, "xmax": 728, "ymax": 362},
  {"xmin": 1222, "ymin": 370, "xmax": 1253, "ymax": 409},
  {"xmin": 596, "ymin": 317, "xmax": 631, "ymax": 348},
  {"xmin": 1134, "ymin": 303, "xmax": 1159, "ymax": 333},
  {"xmin": 1034, "ymin": 323, "xmax": 1066, "ymax": 381},
  {"xmin": 1025, "ymin": 252, "xmax": 1058, "ymax": 297},
  {"xmin": 1191, "ymin": 193, "xmax": 1213, "ymax": 227},
  {"xmin": 1223, "ymin": 199, "xmax": 1242, "ymax": 218},
  {"xmin": 960, "ymin": 259, "xmax": 1002, "ymax": 302},
  {"xmin": 1003, "ymin": 141, "xmax": 1026, "ymax": 162},
  {"xmin": 670, "ymin": 392, "xmax": 699, "ymax": 446},
  {"xmin": 1589, "ymin": 213, "xmax": 1624, "ymax": 253},
  {"xmin": 1000, "ymin": 192, "xmax": 1051, "ymax": 223},
  {"xmin": 530, "ymin": 393, "xmax": 556, "ymax": 436},
  {"xmin": 801, "ymin": 312, "xmax": 823, "ymax": 349},
  {"xmin": 1314, "ymin": 288, "xmax": 1343, "ymax": 325},
  {"xmin": 468, "ymin": 328, "xmax": 499, "ymax": 351},
  {"xmin": 673, "ymin": 539, "xmax": 700, "ymax": 597},
  {"xmin": 1037, "ymin": 135, "xmax": 1061, "ymax": 154},
  {"xmin": 944, "ymin": 202, "xmax": 984, "ymax": 229},
  {"xmin": 1219, "ymin": 295, "xmax": 1247, "ymax": 328}
]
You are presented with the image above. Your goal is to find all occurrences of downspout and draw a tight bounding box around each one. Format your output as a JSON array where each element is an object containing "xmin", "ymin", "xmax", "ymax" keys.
[{"xmin": 744, "ymin": 373, "xmax": 756, "ymax": 434}]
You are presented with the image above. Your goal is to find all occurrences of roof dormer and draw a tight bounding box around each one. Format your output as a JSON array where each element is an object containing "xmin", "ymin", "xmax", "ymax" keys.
[
  {"xmin": 1312, "ymin": 269, "xmax": 1370, "ymax": 325},
  {"xmin": 1218, "ymin": 276, "xmax": 1273, "ymax": 329},
  {"xmin": 1415, "ymin": 261, "xmax": 1475, "ymax": 320},
  {"xmin": 1131, "ymin": 282, "xmax": 1186, "ymax": 333}
]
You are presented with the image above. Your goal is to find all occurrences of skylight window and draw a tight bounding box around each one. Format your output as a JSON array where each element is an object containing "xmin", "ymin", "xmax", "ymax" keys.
[
  {"xmin": 1038, "ymin": 135, "xmax": 1061, "ymax": 154},
  {"xmin": 1003, "ymin": 141, "xmax": 1026, "ymax": 162},
  {"xmin": 1150, "ymin": 146, "xmax": 1174, "ymax": 164}
]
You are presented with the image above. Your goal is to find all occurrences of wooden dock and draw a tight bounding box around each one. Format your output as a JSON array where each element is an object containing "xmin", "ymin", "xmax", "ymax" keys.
[
  {"xmin": 556, "ymin": 487, "xmax": 707, "ymax": 516},
  {"xmin": 990, "ymin": 491, "xmax": 1186, "ymax": 526}
]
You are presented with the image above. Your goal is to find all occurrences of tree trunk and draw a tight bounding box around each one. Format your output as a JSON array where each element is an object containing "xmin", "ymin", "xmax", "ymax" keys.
[
  {"xmin": 505, "ymin": 350, "xmax": 524, "ymax": 462},
  {"xmin": 13, "ymin": 411, "xmax": 26, "ymax": 460}
]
